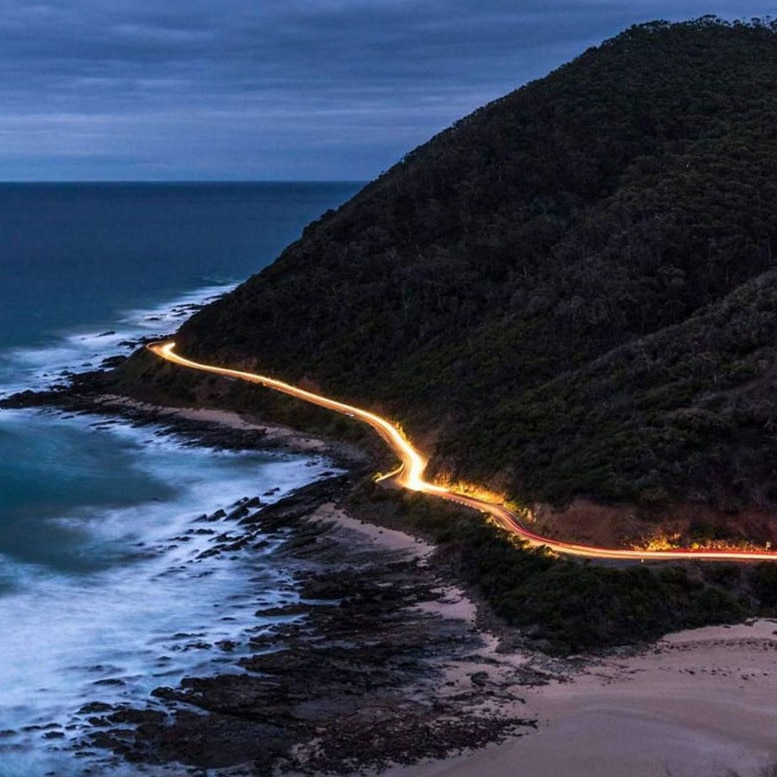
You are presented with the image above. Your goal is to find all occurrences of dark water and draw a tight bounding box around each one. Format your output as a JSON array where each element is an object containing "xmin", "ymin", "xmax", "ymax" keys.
[
  {"xmin": 0, "ymin": 182, "xmax": 360, "ymax": 776},
  {"xmin": 0, "ymin": 182, "xmax": 357, "ymax": 349}
]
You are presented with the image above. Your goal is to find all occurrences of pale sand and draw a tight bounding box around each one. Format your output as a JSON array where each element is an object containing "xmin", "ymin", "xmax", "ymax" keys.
[
  {"xmin": 96, "ymin": 395, "xmax": 329, "ymax": 452},
  {"xmin": 314, "ymin": 502, "xmax": 435, "ymax": 559},
  {"xmin": 374, "ymin": 621, "xmax": 777, "ymax": 777},
  {"xmin": 326, "ymin": 510, "xmax": 777, "ymax": 777},
  {"xmin": 100, "ymin": 398, "xmax": 777, "ymax": 776},
  {"xmin": 311, "ymin": 503, "xmax": 494, "ymax": 626}
]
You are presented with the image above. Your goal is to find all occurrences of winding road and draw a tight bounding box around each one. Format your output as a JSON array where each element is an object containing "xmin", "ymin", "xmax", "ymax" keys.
[{"xmin": 150, "ymin": 341, "xmax": 777, "ymax": 563}]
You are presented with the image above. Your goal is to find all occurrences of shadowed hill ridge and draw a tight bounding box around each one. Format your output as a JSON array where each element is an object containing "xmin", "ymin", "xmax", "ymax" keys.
[{"xmin": 167, "ymin": 17, "xmax": 777, "ymax": 522}]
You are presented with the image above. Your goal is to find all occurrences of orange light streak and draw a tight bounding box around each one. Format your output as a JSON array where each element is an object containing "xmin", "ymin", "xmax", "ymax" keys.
[{"xmin": 149, "ymin": 341, "xmax": 777, "ymax": 564}]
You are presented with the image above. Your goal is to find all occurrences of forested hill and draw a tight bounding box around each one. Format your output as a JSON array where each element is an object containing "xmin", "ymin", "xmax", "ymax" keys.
[{"xmin": 166, "ymin": 17, "xmax": 777, "ymax": 523}]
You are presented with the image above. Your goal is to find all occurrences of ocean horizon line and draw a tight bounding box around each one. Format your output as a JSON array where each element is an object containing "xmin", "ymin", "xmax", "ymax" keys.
[{"xmin": 0, "ymin": 178, "xmax": 368, "ymax": 186}]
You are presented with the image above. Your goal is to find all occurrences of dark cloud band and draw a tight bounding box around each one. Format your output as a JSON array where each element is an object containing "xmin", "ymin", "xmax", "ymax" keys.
[{"xmin": 0, "ymin": 0, "xmax": 772, "ymax": 179}]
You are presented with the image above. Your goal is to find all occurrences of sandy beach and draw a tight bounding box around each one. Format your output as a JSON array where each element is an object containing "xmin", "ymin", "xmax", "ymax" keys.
[
  {"xmin": 96, "ymin": 395, "xmax": 333, "ymax": 453},
  {"xmin": 30, "ymin": 394, "xmax": 777, "ymax": 776},
  {"xmin": 320, "ymin": 511, "xmax": 777, "ymax": 777},
  {"xmin": 377, "ymin": 614, "xmax": 777, "ymax": 777}
]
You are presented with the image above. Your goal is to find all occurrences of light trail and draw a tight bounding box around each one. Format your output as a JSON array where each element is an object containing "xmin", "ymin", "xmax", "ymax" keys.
[{"xmin": 149, "ymin": 341, "xmax": 777, "ymax": 564}]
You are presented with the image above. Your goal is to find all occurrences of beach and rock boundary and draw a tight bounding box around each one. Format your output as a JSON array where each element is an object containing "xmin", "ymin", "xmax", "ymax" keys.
[{"xmin": 4, "ymin": 383, "xmax": 777, "ymax": 776}]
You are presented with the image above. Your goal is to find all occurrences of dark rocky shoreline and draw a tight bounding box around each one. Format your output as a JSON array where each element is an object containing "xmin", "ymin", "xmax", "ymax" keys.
[
  {"xmin": 3, "ymin": 384, "xmax": 546, "ymax": 776},
  {"xmin": 72, "ymin": 474, "xmax": 541, "ymax": 776},
  {"xmin": 0, "ymin": 373, "xmax": 369, "ymax": 466}
]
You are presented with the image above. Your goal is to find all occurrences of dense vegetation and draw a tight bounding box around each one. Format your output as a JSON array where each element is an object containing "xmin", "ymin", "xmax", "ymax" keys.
[
  {"xmin": 125, "ymin": 17, "xmax": 777, "ymax": 527},
  {"xmin": 349, "ymin": 483, "xmax": 777, "ymax": 653}
]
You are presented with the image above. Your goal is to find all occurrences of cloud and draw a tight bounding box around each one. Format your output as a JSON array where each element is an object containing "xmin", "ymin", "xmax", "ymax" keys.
[{"xmin": 0, "ymin": 0, "xmax": 772, "ymax": 179}]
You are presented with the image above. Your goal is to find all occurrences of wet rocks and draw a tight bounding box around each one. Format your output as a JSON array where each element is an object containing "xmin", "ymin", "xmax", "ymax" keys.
[{"xmin": 76, "ymin": 480, "xmax": 536, "ymax": 775}]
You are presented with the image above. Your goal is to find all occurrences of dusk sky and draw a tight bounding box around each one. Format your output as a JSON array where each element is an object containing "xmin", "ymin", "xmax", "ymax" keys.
[{"xmin": 0, "ymin": 1, "xmax": 773, "ymax": 181}]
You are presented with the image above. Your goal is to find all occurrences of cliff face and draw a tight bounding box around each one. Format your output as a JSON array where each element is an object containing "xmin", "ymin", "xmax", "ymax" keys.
[{"xmin": 170, "ymin": 17, "xmax": 777, "ymax": 522}]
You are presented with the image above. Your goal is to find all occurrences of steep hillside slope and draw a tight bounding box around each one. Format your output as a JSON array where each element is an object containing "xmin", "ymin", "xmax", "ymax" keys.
[{"xmin": 146, "ymin": 17, "xmax": 777, "ymax": 535}]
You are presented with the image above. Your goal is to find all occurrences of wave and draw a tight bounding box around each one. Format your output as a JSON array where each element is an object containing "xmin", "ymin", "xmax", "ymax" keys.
[
  {"xmin": 0, "ymin": 406, "xmax": 337, "ymax": 775},
  {"xmin": 0, "ymin": 280, "xmax": 341, "ymax": 776},
  {"xmin": 0, "ymin": 280, "xmax": 237, "ymax": 398}
]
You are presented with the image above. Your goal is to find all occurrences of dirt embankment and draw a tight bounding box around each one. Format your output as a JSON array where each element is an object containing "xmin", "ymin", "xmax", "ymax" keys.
[{"xmin": 533, "ymin": 498, "xmax": 777, "ymax": 551}]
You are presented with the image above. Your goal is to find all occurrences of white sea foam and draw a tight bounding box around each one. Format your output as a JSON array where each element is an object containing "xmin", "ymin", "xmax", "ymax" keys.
[
  {"xmin": 0, "ymin": 280, "xmax": 341, "ymax": 776},
  {"xmin": 0, "ymin": 409, "xmax": 337, "ymax": 775},
  {"xmin": 0, "ymin": 281, "xmax": 236, "ymax": 398}
]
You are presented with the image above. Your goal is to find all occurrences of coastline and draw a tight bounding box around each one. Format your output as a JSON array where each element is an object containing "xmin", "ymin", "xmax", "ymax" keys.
[
  {"xmin": 77, "ymin": 460, "xmax": 542, "ymax": 774},
  {"xmin": 4, "ymin": 390, "xmax": 541, "ymax": 772},
  {"xmin": 92, "ymin": 394, "xmax": 355, "ymax": 458},
  {"xmin": 98, "ymin": 402, "xmax": 777, "ymax": 777},
  {"xmin": 381, "ymin": 619, "xmax": 777, "ymax": 777},
  {"xmin": 6, "ymin": 391, "xmax": 777, "ymax": 776}
]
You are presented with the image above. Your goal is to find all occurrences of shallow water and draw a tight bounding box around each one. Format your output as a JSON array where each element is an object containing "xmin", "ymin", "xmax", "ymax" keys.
[
  {"xmin": 0, "ymin": 182, "xmax": 358, "ymax": 776},
  {"xmin": 0, "ymin": 410, "xmax": 334, "ymax": 776}
]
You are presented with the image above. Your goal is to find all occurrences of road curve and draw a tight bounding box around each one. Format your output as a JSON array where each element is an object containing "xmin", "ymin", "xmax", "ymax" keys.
[{"xmin": 149, "ymin": 341, "xmax": 777, "ymax": 563}]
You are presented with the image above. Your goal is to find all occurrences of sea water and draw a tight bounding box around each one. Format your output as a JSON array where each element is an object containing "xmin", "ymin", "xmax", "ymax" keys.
[{"xmin": 0, "ymin": 182, "xmax": 360, "ymax": 776}]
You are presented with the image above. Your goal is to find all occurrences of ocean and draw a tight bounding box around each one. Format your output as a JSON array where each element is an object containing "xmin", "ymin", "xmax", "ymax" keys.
[{"xmin": 0, "ymin": 182, "xmax": 361, "ymax": 776}]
